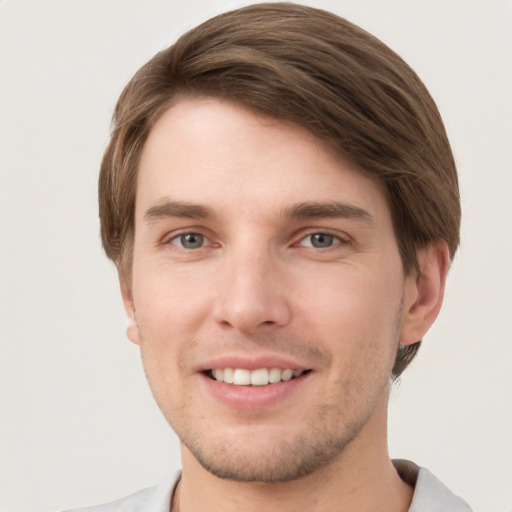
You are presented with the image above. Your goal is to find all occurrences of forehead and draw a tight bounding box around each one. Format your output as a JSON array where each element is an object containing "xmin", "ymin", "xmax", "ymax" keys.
[{"xmin": 136, "ymin": 97, "xmax": 390, "ymax": 222}]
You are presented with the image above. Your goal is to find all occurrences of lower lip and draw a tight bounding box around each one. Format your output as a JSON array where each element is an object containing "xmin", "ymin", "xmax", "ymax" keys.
[{"xmin": 200, "ymin": 372, "xmax": 311, "ymax": 409}]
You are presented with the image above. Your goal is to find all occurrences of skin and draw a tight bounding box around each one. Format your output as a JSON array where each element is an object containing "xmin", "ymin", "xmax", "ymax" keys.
[{"xmin": 121, "ymin": 97, "xmax": 449, "ymax": 512}]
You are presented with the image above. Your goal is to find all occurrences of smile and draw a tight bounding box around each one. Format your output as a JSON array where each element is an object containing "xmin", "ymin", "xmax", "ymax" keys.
[{"xmin": 207, "ymin": 368, "xmax": 309, "ymax": 386}]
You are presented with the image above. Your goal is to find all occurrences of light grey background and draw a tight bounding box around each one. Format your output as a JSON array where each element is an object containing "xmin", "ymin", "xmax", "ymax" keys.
[{"xmin": 1, "ymin": 1, "xmax": 511, "ymax": 511}]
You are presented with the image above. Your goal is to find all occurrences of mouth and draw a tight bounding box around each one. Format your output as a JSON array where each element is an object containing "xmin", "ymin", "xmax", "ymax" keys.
[{"xmin": 205, "ymin": 368, "xmax": 312, "ymax": 386}]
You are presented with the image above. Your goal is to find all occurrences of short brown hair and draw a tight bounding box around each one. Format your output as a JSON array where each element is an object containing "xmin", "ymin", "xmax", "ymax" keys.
[{"xmin": 99, "ymin": 2, "xmax": 460, "ymax": 378}]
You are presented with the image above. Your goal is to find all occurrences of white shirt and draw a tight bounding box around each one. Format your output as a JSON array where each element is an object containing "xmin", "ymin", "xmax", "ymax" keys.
[{"xmin": 62, "ymin": 461, "xmax": 473, "ymax": 512}]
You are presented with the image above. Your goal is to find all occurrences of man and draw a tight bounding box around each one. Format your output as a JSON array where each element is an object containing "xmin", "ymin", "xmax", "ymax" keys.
[{"xmin": 66, "ymin": 3, "xmax": 472, "ymax": 511}]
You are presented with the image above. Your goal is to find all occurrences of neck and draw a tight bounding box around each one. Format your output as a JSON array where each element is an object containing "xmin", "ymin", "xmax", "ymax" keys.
[{"xmin": 173, "ymin": 396, "xmax": 413, "ymax": 512}]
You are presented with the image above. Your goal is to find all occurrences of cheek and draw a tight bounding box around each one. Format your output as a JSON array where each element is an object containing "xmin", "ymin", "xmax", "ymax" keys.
[
  {"xmin": 133, "ymin": 280, "xmax": 199, "ymax": 420},
  {"xmin": 134, "ymin": 267, "xmax": 211, "ymax": 334},
  {"xmin": 300, "ymin": 263, "xmax": 402, "ymax": 324},
  {"xmin": 296, "ymin": 264, "xmax": 403, "ymax": 366},
  {"xmin": 131, "ymin": 273, "xmax": 210, "ymax": 393}
]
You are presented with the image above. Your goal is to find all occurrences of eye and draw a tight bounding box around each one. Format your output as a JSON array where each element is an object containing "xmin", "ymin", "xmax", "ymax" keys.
[
  {"xmin": 298, "ymin": 232, "xmax": 343, "ymax": 248},
  {"xmin": 171, "ymin": 233, "xmax": 206, "ymax": 249}
]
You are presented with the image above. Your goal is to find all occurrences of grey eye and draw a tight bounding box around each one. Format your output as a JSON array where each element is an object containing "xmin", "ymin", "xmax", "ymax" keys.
[
  {"xmin": 178, "ymin": 233, "xmax": 204, "ymax": 249},
  {"xmin": 309, "ymin": 233, "xmax": 335, "ymax": 248}
]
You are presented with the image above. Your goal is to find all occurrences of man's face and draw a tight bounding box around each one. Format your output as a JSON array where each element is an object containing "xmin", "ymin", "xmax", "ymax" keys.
[{"xmin": 124, "ymin": 97, "xmax": 418, "ymax": 482}]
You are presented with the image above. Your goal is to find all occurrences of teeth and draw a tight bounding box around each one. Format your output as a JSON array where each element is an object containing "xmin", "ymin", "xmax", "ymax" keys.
[
  {"xmin": 281, "ymin": 369, "xmax": 293, "ymax": 381},
  {"xmin": 233, "ymin": 369, "xmax": 251, "ymax": 385},
  {"xmin": 223, "ymin": 368, "xmax": 234, "ymax": 384},
  {"xmin": 210, "ymin": 368, "xmax": 305, "ymax": 386},
  {"xmin": 268, "ymin": 368, "xmax": 282, "ymax": 384},
  {"xmin": 251, "ymin": 368, "xmax": 268, "ymax": 386}
]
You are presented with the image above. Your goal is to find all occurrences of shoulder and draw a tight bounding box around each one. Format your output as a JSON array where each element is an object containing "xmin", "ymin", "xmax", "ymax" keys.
[
  {"xmin": 394, "ymin": 460, "xmax": 473, "ymax": 512},
  {"xmin": 60, "ymin": 473, "xmax": 179, "ymax": 512}
]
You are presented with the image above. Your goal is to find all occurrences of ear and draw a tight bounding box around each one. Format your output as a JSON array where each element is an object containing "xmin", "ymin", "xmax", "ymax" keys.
[
  {"xmin": 120, "ymin": 277, "xmax": 141, "ymax": 346},
  {"xmin": 400, "ymin": 241, "xmax": 451, "ymax": 345}
]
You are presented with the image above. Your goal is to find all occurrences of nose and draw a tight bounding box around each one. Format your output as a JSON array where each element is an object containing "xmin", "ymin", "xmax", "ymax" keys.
[{"xmin": 212, "ymin": 247, "xmax": 292, "ymax": 334}]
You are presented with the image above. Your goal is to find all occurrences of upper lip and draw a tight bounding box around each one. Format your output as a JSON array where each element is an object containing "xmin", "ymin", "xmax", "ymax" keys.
[{"xmin": 196, "ymin": 353, "xmax": 311, "ymax": 372}]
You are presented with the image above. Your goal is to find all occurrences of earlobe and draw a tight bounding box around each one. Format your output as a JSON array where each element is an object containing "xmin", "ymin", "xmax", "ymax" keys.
[
  {"xmin": 400, "ymin": 241, "xmax": 450, "ymax": 346},
  {"xmin": 120, "ymin": 278, "xmax": 141, "ymax": 346}
]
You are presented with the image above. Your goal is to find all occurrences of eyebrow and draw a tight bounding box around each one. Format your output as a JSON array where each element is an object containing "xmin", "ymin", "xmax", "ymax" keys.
[
  {"xmin": 143, "ymin": 199, "xmax": 374, "ymax": 226},
  {"xmin": 282, "ymin": 201, "xmax": 374, "ymax": 225},
  {"xmin": 144, "ymin": 200, "xmax": 215, "ymax": 222}
]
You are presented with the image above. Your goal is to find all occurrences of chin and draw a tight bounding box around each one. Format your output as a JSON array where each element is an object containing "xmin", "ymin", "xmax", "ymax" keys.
[{"xmin": 180, "ymin": 421, "xmax": 363, "ymax": 483}]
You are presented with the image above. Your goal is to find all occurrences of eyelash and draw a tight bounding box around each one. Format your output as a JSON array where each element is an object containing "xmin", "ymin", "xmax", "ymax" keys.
[
  {"xmin": 167, "ymin": 232, "xmax": 211, "ymax": 249},
  {"xmin": 296, "ymin": 231, "xmax": 349, "ymax": 249},
  {"xmin": 165, "ymin": 229, "xmax": 350, "ymax": 251}
]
